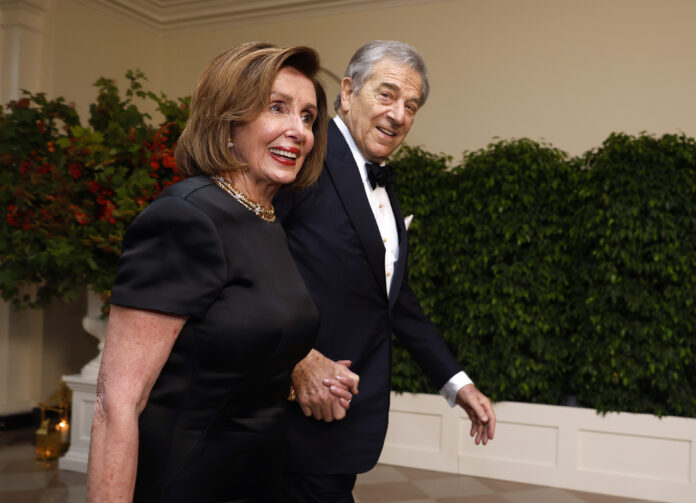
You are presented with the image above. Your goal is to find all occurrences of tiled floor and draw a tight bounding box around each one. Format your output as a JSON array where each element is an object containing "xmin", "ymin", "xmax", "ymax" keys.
[
  {"xmin": 0, "ymin": 427, "xmax": 662, "ymax": 503},
  {"xmin": 353, "ymin": 465, "xmax": 662, "ymax": 503}
]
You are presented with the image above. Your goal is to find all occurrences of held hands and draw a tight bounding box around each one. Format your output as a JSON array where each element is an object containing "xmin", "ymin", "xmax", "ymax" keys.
[
  {"xmin": 291, "ymin": 349, "xmax": 359, "ymax": 422},
  {"xmin": 456, "ymin": 384, "xmax": 496, "ymax": 445}
]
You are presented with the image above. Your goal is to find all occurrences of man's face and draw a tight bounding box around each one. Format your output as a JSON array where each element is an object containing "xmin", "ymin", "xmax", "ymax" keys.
[{"xmin": 339, "ymin": 59, "xmax": 423, "ymax": 163}]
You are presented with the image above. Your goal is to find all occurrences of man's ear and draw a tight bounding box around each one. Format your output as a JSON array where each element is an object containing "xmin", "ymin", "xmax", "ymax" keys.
[{"xmin": 339, "ymin": 77, "xmax": 353, "ymax": 114}]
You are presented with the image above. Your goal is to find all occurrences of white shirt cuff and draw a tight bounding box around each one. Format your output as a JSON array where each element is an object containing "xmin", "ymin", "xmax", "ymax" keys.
[{"xmin": 439, "ymin": 370, "xmax": 473, "ymax": 407}]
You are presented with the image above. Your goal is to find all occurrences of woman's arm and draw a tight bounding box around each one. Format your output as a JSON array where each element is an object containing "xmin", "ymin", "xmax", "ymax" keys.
[{"xmin": 86, "ymin": 305, "xmax": 187, "ymax": 502}]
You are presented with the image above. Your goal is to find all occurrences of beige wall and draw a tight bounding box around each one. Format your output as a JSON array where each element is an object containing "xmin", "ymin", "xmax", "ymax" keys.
[
  {"xmin": 43, "ymin": 0, "xmax": 162, "ymax": 124},
  {"xmin": 40, "ymin": 0, "xmax": 696, "ymax": 159}
]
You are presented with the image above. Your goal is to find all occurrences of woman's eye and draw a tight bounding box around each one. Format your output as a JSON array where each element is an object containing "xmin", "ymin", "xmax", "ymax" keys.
[
  {"xmin": 270, "ymin": 103, "xmax": 283, "ymax": 113},
  {"xmin": 301, "ymin": 112, "xmax": 315, "ymax": 125}
]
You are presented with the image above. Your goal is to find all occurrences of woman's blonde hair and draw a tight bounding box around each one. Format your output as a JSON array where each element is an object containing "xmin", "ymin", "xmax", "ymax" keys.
[{"xmin": 175, "ymin": 42, "xmax": 327, "ymax": 189}]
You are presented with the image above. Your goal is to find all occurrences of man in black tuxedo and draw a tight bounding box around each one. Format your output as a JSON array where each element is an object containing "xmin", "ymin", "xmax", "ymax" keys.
[{"xmin": 275, "ymin": 40, "xmax": 496, "ymax": 502}]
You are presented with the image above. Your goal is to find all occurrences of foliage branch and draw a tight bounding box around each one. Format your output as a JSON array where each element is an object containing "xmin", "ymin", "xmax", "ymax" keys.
[{"xmin": 0, "ymin": 70, "xmax": 189, "ymax": 307}]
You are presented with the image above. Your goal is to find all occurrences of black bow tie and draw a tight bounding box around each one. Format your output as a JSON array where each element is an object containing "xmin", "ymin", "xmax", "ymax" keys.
[{"xmin": 366, "ymin": 162, "xmax": 396, "ymax": 189}]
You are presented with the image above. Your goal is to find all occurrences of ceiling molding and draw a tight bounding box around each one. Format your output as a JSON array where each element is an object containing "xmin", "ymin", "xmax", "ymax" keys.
[
  {"xmin": 0, "ymin": 0, "xmax": 49, "ymax": 11},
  {"xmin": 0, "ymin": 0, "xmax": 49, "ymax": 31},
  {"xmin": 82, "ymin": 0, "xmax": 442, "ymax": 33}
]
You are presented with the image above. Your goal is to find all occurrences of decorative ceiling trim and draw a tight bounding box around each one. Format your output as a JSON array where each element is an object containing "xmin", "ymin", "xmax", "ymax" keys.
[
  {"xmin": 81, "ymin": 0, "xmax": 442, "ymax": 33},
  {"xmin": 0, "ymin": 0, "xmax": 49, "ymax": 31},
  {"xmin": 0, "ymin": 0, "xmax": 49, "ymax": 11}
]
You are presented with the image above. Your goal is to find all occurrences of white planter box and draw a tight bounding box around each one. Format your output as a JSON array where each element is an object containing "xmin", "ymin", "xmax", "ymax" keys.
[
  {"xmin": 379, "ymin": 392, "xmax": 695, "ymax": 503},
  {"xmin": 59, "ymin": 373, "xmax": 96, "ymax": 473}
]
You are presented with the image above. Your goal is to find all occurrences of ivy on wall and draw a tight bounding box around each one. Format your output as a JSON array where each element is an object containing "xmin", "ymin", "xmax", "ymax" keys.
[{"xmin": 391, "ymin": 134, "xmax": 696, "ymax": 418}]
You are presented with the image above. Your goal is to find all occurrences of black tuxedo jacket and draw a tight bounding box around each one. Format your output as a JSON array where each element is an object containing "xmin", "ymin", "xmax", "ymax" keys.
[{"xmin": 274, "ymin": 120, "xmax": 461, "ymax": 474}]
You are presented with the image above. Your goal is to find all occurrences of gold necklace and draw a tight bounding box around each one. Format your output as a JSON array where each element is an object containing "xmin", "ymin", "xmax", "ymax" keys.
[{"xmin": 210, "ymin": 175, "xmax": 276, "ymax": 223}]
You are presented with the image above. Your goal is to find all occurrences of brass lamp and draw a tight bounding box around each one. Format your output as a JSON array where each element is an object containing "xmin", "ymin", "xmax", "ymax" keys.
[
  {"xmin": 35, "ymin": 382, "xmax": 72, "ymax": 460},
  {"xmin": 35, "ymin": 418, "xmax": 61, "ymax": 460}
]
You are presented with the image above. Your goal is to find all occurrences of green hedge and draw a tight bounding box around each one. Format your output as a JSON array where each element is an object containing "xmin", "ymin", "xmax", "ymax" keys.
[{"xmin": 391, "ymin": 133, "xmax": 696, "ymax": 418}]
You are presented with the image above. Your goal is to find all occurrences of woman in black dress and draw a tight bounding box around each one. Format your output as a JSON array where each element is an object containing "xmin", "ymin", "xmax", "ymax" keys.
[{"xmin": 86, "ymin": 42, "xmax": 353, "ymax": 502}]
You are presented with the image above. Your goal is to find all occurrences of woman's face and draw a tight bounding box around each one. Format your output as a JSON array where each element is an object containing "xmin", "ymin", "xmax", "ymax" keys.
[{"xmin": 232, "ymin": 66, "xmax": 317, "ymax": 190}]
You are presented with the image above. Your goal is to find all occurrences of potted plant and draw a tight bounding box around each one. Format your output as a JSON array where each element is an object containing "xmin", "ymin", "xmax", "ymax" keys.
[{"xmin": 0, "ymin": 70, "xmax": 189, "ymax": 310}]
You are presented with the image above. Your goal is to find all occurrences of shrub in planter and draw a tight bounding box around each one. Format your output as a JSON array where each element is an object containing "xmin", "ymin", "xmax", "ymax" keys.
[
  {"xmin": 392, "ymin": 139, "xmax": 578, "ymax": 404},
  {"xmin": 571, "ymin": 133, "xmax": 696, "ymax": 417},
  {"xmin": 0, "ymin": 93, "xmax": 83, "ymax": 306},
  {"xmin": 0, "ymin": 71, "xmax": 189, "ymax": 308}
]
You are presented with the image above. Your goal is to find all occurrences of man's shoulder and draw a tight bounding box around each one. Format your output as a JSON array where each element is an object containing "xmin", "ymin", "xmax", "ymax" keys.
[
  {"xmin": 274, "ymin": 121, "xmax": 351, "ymax": 220},
  {"xmin": 327, "ymin": 117, "xmax": 350, "ymax": 151}
]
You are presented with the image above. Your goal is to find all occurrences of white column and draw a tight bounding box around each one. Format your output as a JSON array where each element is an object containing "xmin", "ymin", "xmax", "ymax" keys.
[
  {"xmin": 0, "ymin": 0, "xmax": 49, "ymax": 104},
  {"xmin": 0, "ymin": 0, "xmax": 51, "ymax": 416},
  {"xmin": 59, "ymin": 373, "xmax": 96, "ymax": 472},
  {"xmin": 0, "ymin": 294, "xmax": 43, "ymax": 416}
]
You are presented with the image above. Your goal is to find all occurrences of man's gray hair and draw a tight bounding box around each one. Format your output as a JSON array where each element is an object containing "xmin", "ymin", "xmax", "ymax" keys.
[{"xmin": 333, "ymin": 40, "xmax": 429, "ymax": 111}]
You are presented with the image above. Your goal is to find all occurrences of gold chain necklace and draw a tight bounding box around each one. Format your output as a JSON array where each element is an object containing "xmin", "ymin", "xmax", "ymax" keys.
[{"xmin": 210, "ymin": 175, "xmax": 276, "ymax": 223}]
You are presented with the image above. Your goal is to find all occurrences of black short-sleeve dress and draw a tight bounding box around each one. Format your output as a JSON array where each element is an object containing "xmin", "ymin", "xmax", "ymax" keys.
[{"xmin": 109, "ymin": 175, "xmax": 318, "ymax": 502}]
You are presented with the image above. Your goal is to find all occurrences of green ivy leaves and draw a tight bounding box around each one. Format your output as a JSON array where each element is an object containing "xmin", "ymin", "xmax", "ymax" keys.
[{"xmin": 391, "ymin": 134, "xmax": 696, "ymax": 418}]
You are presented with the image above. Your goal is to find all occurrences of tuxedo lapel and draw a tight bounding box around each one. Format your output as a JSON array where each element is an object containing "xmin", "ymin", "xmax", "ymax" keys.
[
  {"xmin": 387, "ymin": 185, "xmax": 408, "ymax": 307},
  {"xmin": 324, "ymin": 122, "xmax": 388, "ymax": 298}
]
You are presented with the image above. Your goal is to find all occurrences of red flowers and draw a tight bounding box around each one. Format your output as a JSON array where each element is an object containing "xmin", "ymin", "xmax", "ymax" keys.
[
  {"xmin": 6, "ymin": 204, "xmax": 31, "ymax": 231},
  {"xmin": 6, "ymin": 204, "xmax": 19, "ymax": 227},
  {"xmin": 69, "ymin": 163, "xmax": 82, "ymax": 180},
  {"xmin": 1, "ymin": 73, "xmax": 190, "ymax": 307},
  {"xmin": 70, "ymin": 204, "xmax": 89, "ymax": 224},
  {"xmin": 142, "ymin": 123, "xmax": 181, "ymax": 198}
]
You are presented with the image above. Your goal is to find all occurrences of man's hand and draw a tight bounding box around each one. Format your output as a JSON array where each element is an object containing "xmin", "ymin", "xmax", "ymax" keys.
[
  {"xmin": 291, "ymin": 349, "xmax": 360, "ymax": 422},
  {"xmin": 456, "ymin": 384, "xmax": 496, "ymax": 445}
]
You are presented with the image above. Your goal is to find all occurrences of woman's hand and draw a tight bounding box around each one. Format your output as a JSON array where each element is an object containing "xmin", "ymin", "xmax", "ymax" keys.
[
  {"xmin": 291, "ymin": 350, "xmax": 359, "ymax": 422},
  {"xmin": 321, "ymin": 360, "xmax": 357, "ymax": 409}
]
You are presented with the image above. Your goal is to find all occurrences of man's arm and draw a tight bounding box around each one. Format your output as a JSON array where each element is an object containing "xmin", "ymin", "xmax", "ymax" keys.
[
  {"xmin": 275, "ymin": 188, "xmax": 359, "ymax": 422},
  {"xmin": 392, "ymin": 271, "xmax": 495, "ymax": 444}
]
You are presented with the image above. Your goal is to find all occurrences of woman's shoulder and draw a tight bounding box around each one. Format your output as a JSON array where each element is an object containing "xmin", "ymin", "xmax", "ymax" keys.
[
  {"xmin": 129, "ymin": 175, "xmax": 226, "ymax": 235},
  {"xmin": 158, "ymin": 175, "xmax": 215, "ymax": 201},
  {"xmin": 153, "ymin": 175, "xmax": 228, "ymax": 221}
]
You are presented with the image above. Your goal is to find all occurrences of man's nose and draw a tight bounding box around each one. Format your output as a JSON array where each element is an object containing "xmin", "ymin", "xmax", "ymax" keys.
[{"xmin": 387, "ymin": 102, "xmax": 405, "ymax": 125}]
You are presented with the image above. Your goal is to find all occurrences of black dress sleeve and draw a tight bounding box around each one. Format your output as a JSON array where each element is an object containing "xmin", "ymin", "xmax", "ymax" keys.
[{"xmin": 110, "ymin": 195, "xmax": 226, "ymax": 318}]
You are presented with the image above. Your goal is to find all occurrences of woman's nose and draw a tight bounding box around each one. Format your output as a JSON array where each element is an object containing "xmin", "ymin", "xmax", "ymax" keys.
[{"xmin": 285, "ymin": 115, "xmax": 307, "ymax": 142}]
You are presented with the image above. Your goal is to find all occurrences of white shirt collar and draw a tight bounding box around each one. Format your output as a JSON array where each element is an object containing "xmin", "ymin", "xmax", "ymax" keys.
[{"xmin": 333, "ymin": 115, "xmax": 380, "ymax": 185}]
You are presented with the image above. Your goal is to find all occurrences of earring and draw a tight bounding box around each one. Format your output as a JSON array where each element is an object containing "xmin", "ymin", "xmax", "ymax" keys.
[{"xmin": 227, "ymin": 139, "xmax": 234, "ymax": 149}]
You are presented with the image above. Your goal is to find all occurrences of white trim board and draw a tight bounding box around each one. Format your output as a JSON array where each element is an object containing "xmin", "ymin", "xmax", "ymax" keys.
[{"xmin": 379, "ymin": 392, "xmax": 695, "ymax": 503}]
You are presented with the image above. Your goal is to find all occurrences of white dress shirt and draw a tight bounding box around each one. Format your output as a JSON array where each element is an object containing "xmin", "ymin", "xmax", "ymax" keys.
[
  {"xmin": 333, "ymin": 116, "xmax": 472, "ymax": 407},
  {"xmin": 334, "ymin": 116, "xmax": 399, "ymax": 294}
]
